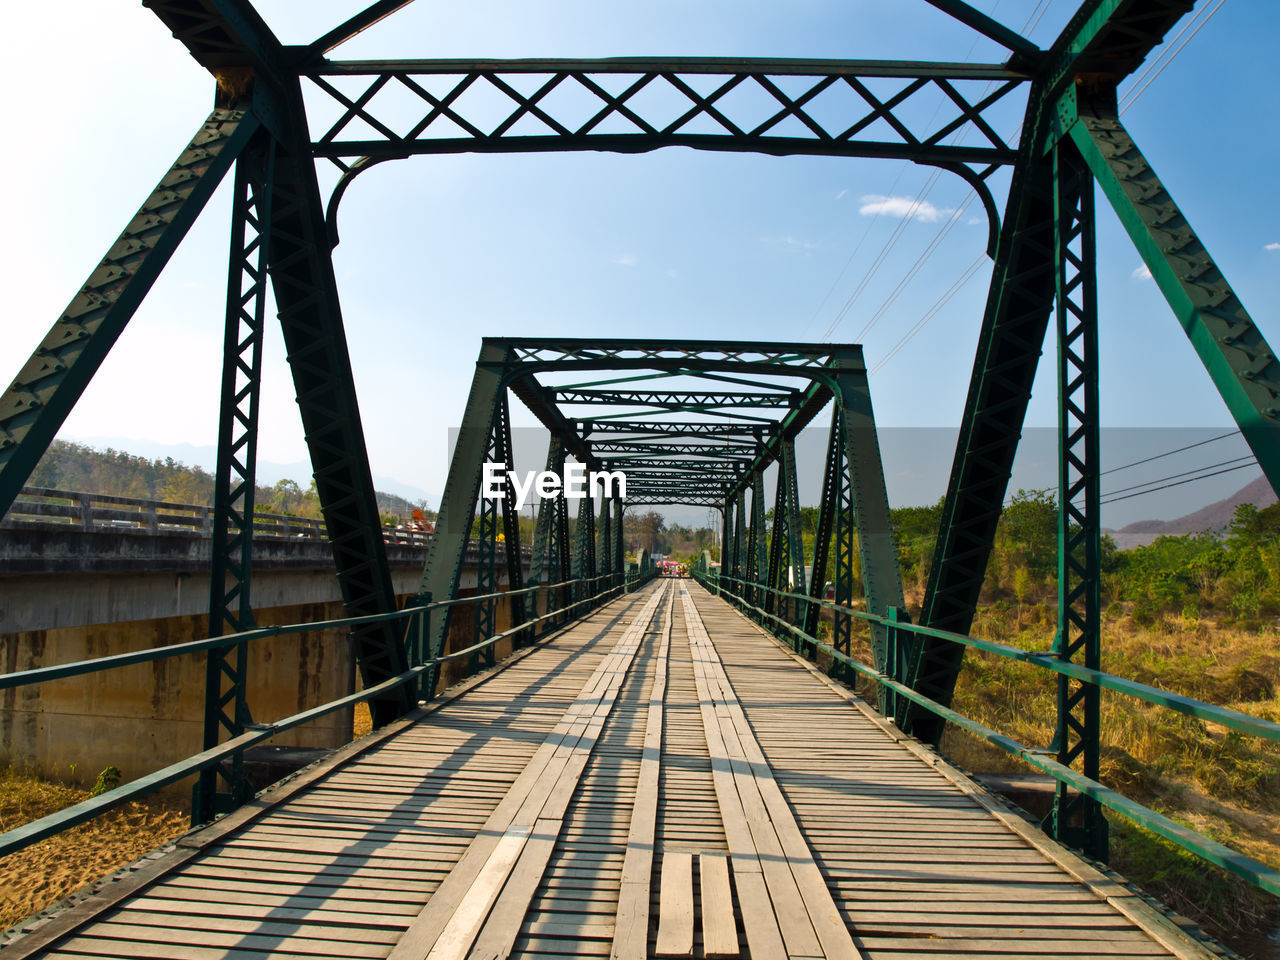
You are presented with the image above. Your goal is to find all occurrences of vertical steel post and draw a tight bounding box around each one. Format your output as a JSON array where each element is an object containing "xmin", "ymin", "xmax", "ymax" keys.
[
  {"xmin": 195, "ymin": 138, "xmax": 272, "ymax": 825},
  {"xmin": 731, "ymin": 489, "xmax": 746, "ymax": 585},
  {"xmin": 597, "ymin": 496, "xmax": 612, "ymax": 605},
  {"xmin": 573, "ymin": 492, "xmax": 595, "ymax": 605},
  {"xmin": 805, "ymin": 406, "xmax": 842, "ymax": 643},
  {"xmin": 765, "ymin": 464, "xmax": 786, "ymax": 625},
  {"xmin": 472, "ymin": 392, "xmax": 516, "ymax": 672},
  {"xmin": 1051, "ymin": 138, "xmax": 1107, "ymax": 862},
  {"xmin": 781, "ymin": 436, "xmax": 808, "ymax": 635},
  {"xmin": 747, "ymin": 465, "xmax": 767, "ymax": 613},
  {"xmin": 612, "ymin": 497, "xmax": 624, "ymax": 591},
  {"xmin": 498, "ymin": 400, "xmax": 526, "ymax": 648},
  {"xmin": 529, "ymin": 436, "xmax": 564, "ymax": 620}
]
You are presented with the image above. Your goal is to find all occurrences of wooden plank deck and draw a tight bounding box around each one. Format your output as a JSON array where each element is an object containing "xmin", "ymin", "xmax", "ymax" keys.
[{"xmin": 7, "ymin": 580, "xmax": 1222, "ymax": 960}]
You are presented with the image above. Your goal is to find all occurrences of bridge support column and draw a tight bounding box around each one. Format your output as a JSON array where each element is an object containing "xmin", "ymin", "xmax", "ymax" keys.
[
  {"xmin": 472, "ymin": 391, "xmax": 523, "ymax": 671},
  {"xmin": 746, "ymin": 462, "xmax": 767, "ymax": 613},
  {"xmin": 1050, "ymin": 136, "xmax": 1107, "ymax": 862},
  {"xmin": 196, "ymin": 135, "xmax": 274, "ymax": 824},
  {"xmin": 572, "ymin": 491, "xmax": 595, "ymax": 607},
  {"xmin": 807, "ymin": 406, "xmax": 852, "ymax": 673}
]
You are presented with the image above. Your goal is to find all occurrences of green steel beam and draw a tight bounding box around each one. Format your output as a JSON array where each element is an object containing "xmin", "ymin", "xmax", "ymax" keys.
[
  {"xmin": 266, "ymin": 86, "xmax": 409, "ymax": 727},
  {"xmin": 909, "ymin": 0, "xmax": 1204, "ymax": 748},
  {"xmin": 196, "ymin": 133, "xmax": 274, "ymax": 825},
  {"xmin": 919, "ymin": 0, "xmax": 1040, "ymax": 59},
  {"xmin": 417, "ymin": 340, "xmax": 511, "ymax": 693},
  {"xmin": 1050, "ymin": 137, "xmax": 1108, "ymax": 861},
  {"xmin": 830, "ymin": 347, "xmax": 906, "ymax": 685},
  {"xmin": 0, "ymin": 109, "xmax": 257, "ymax": 519},
  {"xmin": 1067, "ymin": 95, "xmax": 1280, "ymax": 492},
  {"xmin": 1042, "ymin": 0, "xmax": 1194, "ymax": 103}
]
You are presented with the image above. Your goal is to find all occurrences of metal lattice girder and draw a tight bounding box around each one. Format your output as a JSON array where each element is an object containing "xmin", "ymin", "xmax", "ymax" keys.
[
  {"xmin": 780, "ymin": 436, "xmax": 808, "ymax": 630},
  {"xmin": 591, "ymin": 442, "xmax": 758, "ymax": 459},
  {"xmin": 0, "ymin": 109, "xmax": 257, "ymax": 518},
  {"xmin": 582, "ymin": 421, "xmax": 773, "ymax": 438},
  {"xmin": 556, "ymin": 389, "xmax": 800, "ymax": 409},
  {"xmin": 765, "ymin": 468, "xmax": 787, "ymax": 618},
  {"xmin": 143, "ymin": 2, "xmax": 411, "ymax": 729},
  {"xmin": 197, "ymin": 133, "xmax": 274, "ymax": 824},
  {"xmin": 267, "ymin": 114, "xmax": 409, "ymax": 726},
  {"xmin": 1051, "ymin": 137, "xmax": 1108, "ymax": 861},
  {"xmin": 805, "ymin": 405, "xmax": 852, "ymax": 667},
  {"xmin": 307, "ymin": 59, "xmax": 1025, "ymax": 180},
  {"xmin": 596, "ymin": 497, "xmax": 612, "ymax": 590},
  {"xmin": 573, "ymin": 494, "xmax": 596, "ymax": 603},
  {"xmin": 829, "ymin": 348, "xmax": 906, "ymax": 683},
  {"xmin": 1067, "ymin": 93, "xmax": 1280, "ymax": 493},
  {"xmin": 907, "ymin": 89, "xmax": 1057, "ymax": 744},
  {"xmin": 143, "ymin": 0, "xmax": 295, "ymax": 95},
  {"xmin": 528, "ymin": 435, "xmax": 567, "ymax": 592},
  {"xmin": 908, "ymin": 0, "xmax": 1239, "ymax": 745},
  {"xmin": 747, "ymin": 466, "xmax": 768, "ymax": 608},
  {"xmin": 921, "ymin": 0, "xmax": 1040, "ymax": 58},
  {"xmin": 418, "ymin": 341, "xmax": 512, "ymax": 692},
  {"xmin": 472, "ymin": 391, "xmax": 520, "ymax": 671},
  {"xmin": 613, "ymin": 497, "xmax": 624, "ymax": 589},
  {"xmin": 731, "ymin": 490, "xmax": 746, "ymax": 582}
]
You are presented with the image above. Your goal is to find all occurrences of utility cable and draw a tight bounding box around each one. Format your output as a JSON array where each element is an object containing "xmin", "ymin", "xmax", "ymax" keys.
[
  {"xmin": 1101, "ymin": 454, "xmax": 1255, "ymax": 499},
  {"xmin": 1100, "ymin": 461, "xmax": 1258, "ymax": 506},
  {"xmin": 1100, "ymin": 429, "xmax": 1241, "ymax": 476}
]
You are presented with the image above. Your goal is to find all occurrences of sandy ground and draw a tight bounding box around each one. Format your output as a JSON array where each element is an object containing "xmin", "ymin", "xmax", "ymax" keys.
[{"xmin": 0, "ymin": 771, "xmax": 188, "ymax": 932}]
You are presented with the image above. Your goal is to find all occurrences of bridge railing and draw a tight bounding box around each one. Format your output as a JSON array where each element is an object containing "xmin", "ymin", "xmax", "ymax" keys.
[
  {"xmin": 696, "ymin": 569, "xmax": 1280, "ymax": 901},
  {"xmin": 0, "ymin": 566, "xmax": 656, "ymax": 859},
  {"xmin": 2, "ymin": 486, "xmax": 429, "ymax": 546}
]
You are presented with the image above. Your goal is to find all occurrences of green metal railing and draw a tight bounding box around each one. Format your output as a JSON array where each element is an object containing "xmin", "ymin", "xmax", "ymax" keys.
[
  {"xmin": 696, "ymin": 569, "xmax": 1280, "ymax": 899},
  {"xmin": 0, "ymin": 568, "xmax": 655, "ymax": 859}
]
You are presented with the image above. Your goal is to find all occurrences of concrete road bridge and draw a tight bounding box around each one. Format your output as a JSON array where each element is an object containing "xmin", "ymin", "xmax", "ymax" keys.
[{"xmin": 2, "ymin": 1, "xmax": 1279, "ymax": 958}]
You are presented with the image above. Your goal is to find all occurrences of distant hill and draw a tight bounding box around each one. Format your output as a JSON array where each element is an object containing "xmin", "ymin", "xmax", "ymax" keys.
[
  {"xmin": 1108, "ymin": 474, "xmax": 1276, "ymax": 549},
  {"xmin": 25, "ymin": 440, "xmax": 434, "ymax": 522}
]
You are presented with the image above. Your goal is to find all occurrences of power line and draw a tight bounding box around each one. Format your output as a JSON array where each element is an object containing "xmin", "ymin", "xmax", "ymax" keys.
[
  {"xmin": 1101, "ymin": 460, "xmax": 1258, "ymax": 506},
  {"xmin": 1101, "ymin": 454, "xmax": 1255, "ymax": 499},
  {"xmin": 1118, "ymin": 0, "xmax": 1228, "ymax": 114},
  {"xmin": 818, "ymin": 0, "xmax": 1051, "ymax": 345},
  {"xmin": 1100, "ymin": 429, "xmax": 1241, "ymax": 476},
  {"xmin": 870, "ymin": 254, "xmax": 986, "ymax": 375},
  {"xmin": 867, "ymin": 0, "xmax": 1223, "ymax": 378}
]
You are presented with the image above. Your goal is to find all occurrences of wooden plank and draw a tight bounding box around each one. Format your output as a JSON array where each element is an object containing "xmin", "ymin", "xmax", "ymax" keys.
[
  {"xmin": 654, "ymin": 852, "xmax": 694, "ymax": 958},
  {"xmin": 611, "ymin": 586, "xmax": 674, "ymax": 960},
  {"xmin": 698, "ymin": 853, "xmax": 739, "ymax": 959},
  {"xmin": 388, "ymin": 583, "xmax": 668, "ymax": 960},
  {"xmin": 467, "ymin": 818, "xmax": 562, "ymax": 960},
  {"xmin": 680, "ymin": 583, "xmax": 864, "ymax": 960}
]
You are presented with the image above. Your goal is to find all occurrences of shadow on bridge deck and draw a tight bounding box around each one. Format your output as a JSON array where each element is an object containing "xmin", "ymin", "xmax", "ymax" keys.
[{"xmin": 6, "ymin": 581, "xmax": 1217, "ymax": 960}]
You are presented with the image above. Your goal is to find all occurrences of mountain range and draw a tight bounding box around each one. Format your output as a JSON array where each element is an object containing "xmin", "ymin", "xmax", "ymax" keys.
[{"xmin": 1106, "ymin": 474, "xmax": 1276, "ymax": 549}]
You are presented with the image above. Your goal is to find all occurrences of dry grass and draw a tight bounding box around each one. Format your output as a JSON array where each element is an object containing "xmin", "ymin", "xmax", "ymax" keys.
[
  {"xmin": 0, "ymin": 765, "xmax": 188, "ymax": 931},
  {"xmin": 940, "ymin": 609, "xmax": 1280, "ymax": 954}
]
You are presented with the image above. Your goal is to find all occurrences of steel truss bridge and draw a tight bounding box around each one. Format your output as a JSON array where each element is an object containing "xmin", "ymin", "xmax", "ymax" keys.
[{"xmin": 2, "ymin": 1, "xmax": 1280, "ymax": 957}]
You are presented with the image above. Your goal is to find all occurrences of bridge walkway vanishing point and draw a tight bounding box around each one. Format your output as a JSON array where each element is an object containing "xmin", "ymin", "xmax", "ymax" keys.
[{"xmin": 10, "ymin": 580, "xmax": 1213, "ymax": 960}]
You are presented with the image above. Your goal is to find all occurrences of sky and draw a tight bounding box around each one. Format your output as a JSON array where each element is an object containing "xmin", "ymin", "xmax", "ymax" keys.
[{"xmin": 2, "ymin": 0, "xmax": 1277, "ymax": 528}]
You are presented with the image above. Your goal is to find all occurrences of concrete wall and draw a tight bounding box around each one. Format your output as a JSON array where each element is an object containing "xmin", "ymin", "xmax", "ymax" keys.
[
  {"xmin": 0, "ymin": 526, "xmax": 528, "ymax": 794},
  {"xmin": 0, "ymin": 600, "xmax": 354, "ymax": 792}
]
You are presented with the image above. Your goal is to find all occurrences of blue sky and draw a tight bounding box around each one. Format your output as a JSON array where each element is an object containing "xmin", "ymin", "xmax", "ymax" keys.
[{"xmin": 2, "ymin": 1, "xmax": 1276, "ymax": 525}]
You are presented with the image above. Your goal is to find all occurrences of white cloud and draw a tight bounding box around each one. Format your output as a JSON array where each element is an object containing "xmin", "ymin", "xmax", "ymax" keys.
[
  {"xmin": 835, "ymin": 189, "xmax": 848, "ymax": 200},
  {"xmin": 1131, "ymin": 264, "xmax": 1153, "ymax": 280},
  {"xmin": 613, "ymin": 254, "xmax": 638, "ymax": 267},
  {"xmin": 1265, "ymin": 242, "xmax": 1280, "ymax": 251},
  {"xmin": 665, "ymin": 268, "xmax": 679, "ymax": 279},
  {"xmin": 859, "ymin": 194, "xmax": 952, "ymax": 222},
  {"xmin": 765, "ymin": 235, "xmax": 818, "ymax": 251},
  {"xmin": 966, "ymin": 217, "xmax": 983, "ymax": 226}
]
